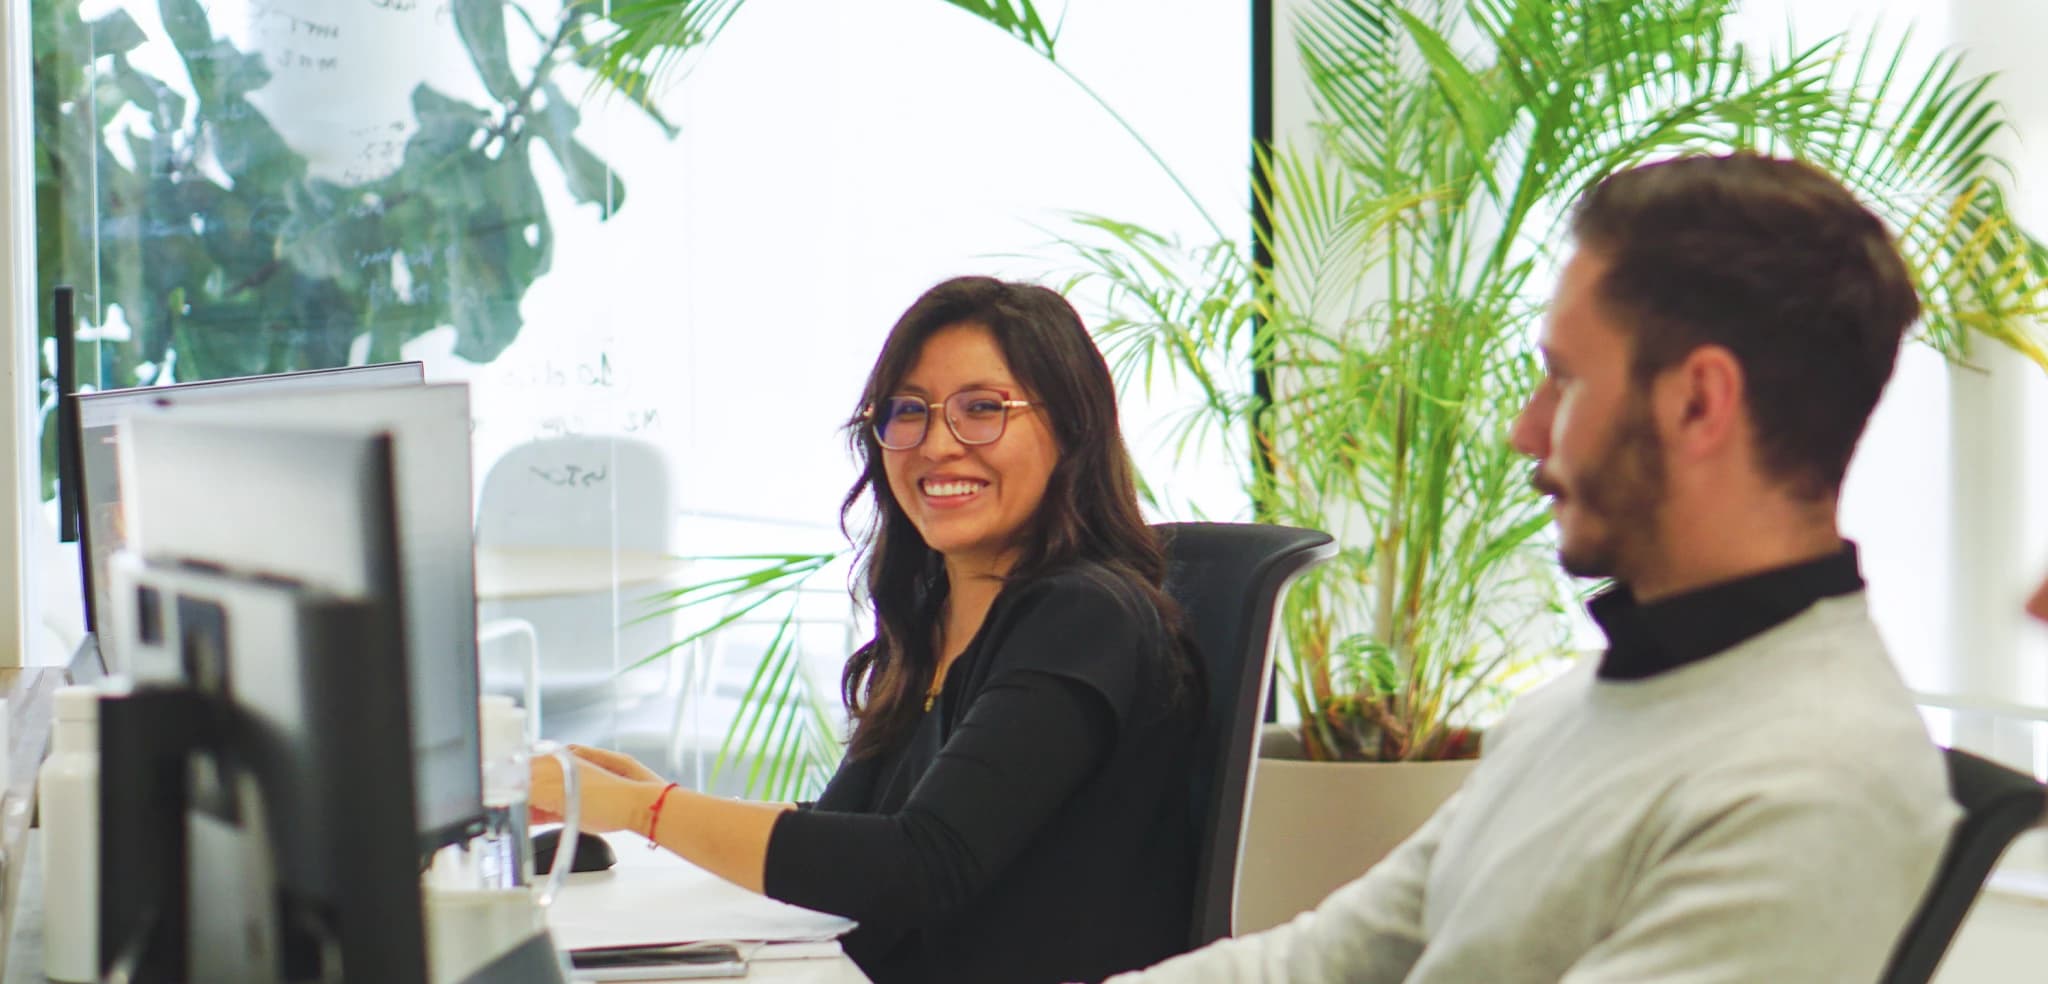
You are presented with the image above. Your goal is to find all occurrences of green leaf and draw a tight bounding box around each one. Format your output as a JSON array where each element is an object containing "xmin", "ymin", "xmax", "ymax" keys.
[
  {"xmin": 453, "ymin": 0, "xmax": 523, "ymax": 104},
  {"xmin": 88, "ymin": 10, "xmax": 148, "ymax": 58},
  {"xmin": 574, "ymin": 0, "xmax": 746, "ymax": 98},
  {"xmin": 942, "ymin": 0, "xmax": 1059, "ymax": 58},
  {"xmin": 534, "ymin": 82, "xmax": 625, "ymax": 216},
  {"xmin": 396, "ymin": 87, "xmax": 551, "ymax": 361},
  {"xmin": 110, "ymin": 54, "xmax": 185, "ymax": 131},
  {"xmin": 208, "ymin": 93, "xmax": 304, "ymax": 189},
  {"xmin": 567, "ymin": 20, "xmax": 679, "ymax": 138},
  {"xmin": 1388, "ymin": 7, "xmax": 1504, "ymax": 202},
  {"xmin": 157, "ymin": 0, "xmax": 212, "ymax": 58},
  {"xmin": 404, "ymin": 84, "xmax": 494, "ymax": 164}
]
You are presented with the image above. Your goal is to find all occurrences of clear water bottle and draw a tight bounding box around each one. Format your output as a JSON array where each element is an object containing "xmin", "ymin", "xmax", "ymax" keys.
[
  {"xmin": 473, "ymin": 695, "xmax": 579, "ymax": 905},
  {"xmin": 477, "ymin": 694, "xmax": 532, "ymax": 889}
]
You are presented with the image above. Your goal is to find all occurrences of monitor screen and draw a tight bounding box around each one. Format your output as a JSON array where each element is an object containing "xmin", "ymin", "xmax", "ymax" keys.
[
  {"xmin": 104, "ymin": 423, "xmax": 429, "ymax": 983},
  {"xmin": 71, "ymin": 361, "xmax": 424, "ymax": 668},
  {"xmin": 117, "ymin": 398, "xmax": 483, "ymax": 852}
]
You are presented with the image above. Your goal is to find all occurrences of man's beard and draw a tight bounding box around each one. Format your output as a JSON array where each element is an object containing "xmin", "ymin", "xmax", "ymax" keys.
[{"xmin": 1544, "ymin": 394, "xmax": 1666, "ymax": 581}]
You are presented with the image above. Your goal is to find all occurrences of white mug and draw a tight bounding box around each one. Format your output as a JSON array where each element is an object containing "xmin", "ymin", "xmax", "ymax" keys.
[{"xmin": 423, "ymin": 886, "xmax": 549, "ymax": 984}]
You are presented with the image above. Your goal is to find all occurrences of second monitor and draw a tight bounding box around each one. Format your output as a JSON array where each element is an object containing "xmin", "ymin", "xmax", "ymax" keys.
[{"xmin": 115, "ymin": 383, "xmax": 483, "ymax": 851}]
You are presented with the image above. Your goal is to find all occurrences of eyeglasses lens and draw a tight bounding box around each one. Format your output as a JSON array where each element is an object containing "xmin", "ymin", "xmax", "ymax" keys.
[
  {"xmin": 947, "ymin": 390, "xmax": 1008, "ymax": 445},
  {"xmin": 876, "ymin": 397, "xmax": 929, "ymax": 450}
]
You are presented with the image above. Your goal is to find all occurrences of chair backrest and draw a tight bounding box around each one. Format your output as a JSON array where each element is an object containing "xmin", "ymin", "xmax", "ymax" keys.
[
  {"xmin": 1879, "ymin": 745, "xmax": 2046, "ymax": 984},
  {"xmin": 1155, "ymin": 522, "xmax": 1337, "ymax": 948},
  {"xmin": 475, "ymin": 435, "xmax": 673, "ymax": 549}
]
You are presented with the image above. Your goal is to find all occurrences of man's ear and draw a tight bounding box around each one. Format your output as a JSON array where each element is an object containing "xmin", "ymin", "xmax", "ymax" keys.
[{"xmin": 1655, "ymin": 344, "xmax": 1744, "ymax": 456}]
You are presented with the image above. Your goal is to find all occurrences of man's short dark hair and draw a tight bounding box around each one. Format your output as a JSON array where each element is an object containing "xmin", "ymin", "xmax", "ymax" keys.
[{"xmin": 1570, "ymin": 152, "xmax": 1921, "ymax": 500}]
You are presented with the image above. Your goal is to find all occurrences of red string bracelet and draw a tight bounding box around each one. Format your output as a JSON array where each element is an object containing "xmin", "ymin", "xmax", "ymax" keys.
[{"xmin": 646, "ymin": 781, "xmax": 680, "ymax": 848}]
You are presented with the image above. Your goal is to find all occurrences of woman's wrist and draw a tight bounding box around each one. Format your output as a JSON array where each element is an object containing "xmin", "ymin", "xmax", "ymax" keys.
[
  {"xmin": 644, "ymin": 781, "xmax": 683, "ymax": 845},
  {"xmin": 619, "ymin": 779, "xmax": 677, "ymax": 840}
]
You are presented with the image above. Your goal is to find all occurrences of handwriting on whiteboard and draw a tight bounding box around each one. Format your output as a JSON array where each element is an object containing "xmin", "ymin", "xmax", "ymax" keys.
[{"xmin": 530, "ymin": 464, "xmax": 608, "ymax": 488}]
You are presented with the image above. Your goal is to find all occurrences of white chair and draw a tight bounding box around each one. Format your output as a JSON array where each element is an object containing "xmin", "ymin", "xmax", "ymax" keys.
[{"xmin": 472, "ymin": 435, "xmax": 689, "ymax": 756}]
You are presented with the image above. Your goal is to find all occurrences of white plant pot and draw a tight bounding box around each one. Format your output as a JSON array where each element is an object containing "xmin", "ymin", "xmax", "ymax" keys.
[{"xmin": 1232, "ymin": 725, "xmax": 1478, "ymax": 935}]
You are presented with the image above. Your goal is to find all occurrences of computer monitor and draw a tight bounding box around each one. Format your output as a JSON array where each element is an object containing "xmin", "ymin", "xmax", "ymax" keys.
[
  {"xmin": 111, "ymin": 386, "xmax": 484, "ymax": 851},
  {"xmin": 102, "ymin": 421, "xmax": 428, "ymax": 984},
  {"xmin": 68, "ymin": 361, "xmax": 424, "ymax": 669}
]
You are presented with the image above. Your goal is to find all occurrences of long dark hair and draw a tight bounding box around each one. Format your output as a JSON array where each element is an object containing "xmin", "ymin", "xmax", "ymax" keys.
[{"xmin": 838, "ymin": 275, "xmax": 1192, "ymax": 760}]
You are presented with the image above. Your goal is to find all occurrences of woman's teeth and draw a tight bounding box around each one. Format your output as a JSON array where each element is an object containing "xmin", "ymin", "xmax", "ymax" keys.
[{"xmin": 923, "ymin": 480, "xmax": 983, "ymax": 497}]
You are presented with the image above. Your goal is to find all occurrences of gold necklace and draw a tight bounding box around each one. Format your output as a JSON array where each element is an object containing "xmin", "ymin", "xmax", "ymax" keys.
[{"xmin": 924, "ymin": 674, "xmax": 944, "ymax": 712}]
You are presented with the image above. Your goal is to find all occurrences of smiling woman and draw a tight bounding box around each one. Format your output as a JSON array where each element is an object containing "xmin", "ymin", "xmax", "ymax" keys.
[
  {"xmin": 531, "ymin": 276, "xmax": 1208, "ymax": 984},
  {"xmin": 870, "ymin": 329, "xmax": 1059, "ymax": 591}
]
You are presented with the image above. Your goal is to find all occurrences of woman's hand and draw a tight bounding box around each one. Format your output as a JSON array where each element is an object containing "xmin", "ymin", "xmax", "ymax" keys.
[
  {"xmin": 532, "ymin": 746, "xmax": 793, "ymax": 894},
  {"xmin": 568, "ymin": 744, "xmax": 663, "ymax": 783},
  {"xmin": 529, "ymin": 745, "xmax": 663, "ymax": 833}
]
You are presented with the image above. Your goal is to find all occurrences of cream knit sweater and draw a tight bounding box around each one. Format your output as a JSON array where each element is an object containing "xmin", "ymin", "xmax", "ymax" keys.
[{"xmin": 1113, "ymin": 594, "xmax": 1958, "ymax": 984}]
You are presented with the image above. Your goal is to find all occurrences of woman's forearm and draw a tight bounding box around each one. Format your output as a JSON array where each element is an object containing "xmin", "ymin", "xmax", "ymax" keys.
[
  {"xmin": 602, "ymin": 781, "xmax": 795, "ymax": 894},
  {"xmin": 532, "ymin": 751, "xmax": 797, "ymax": 895}
]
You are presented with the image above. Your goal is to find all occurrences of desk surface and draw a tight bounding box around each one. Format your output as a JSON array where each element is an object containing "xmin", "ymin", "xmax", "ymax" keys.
[
  {"xmin": 549, "ymin": 834, "xmax": 867, "ymax": 983},
  {"xmin": 3, "ymin": 832, "xmax": 870, "ymax": 984}
]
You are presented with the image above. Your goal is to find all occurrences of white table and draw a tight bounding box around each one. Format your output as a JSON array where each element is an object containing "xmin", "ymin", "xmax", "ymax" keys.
[
  {"xmin": 3, "ymin": 828, "xmax": 869, "ymax": 984},
  {"xmin": 549, "ymin": 834, "xmax": 869, "ymax": 983}
]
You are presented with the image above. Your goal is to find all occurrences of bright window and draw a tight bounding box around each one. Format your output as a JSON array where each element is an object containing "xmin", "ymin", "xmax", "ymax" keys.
[{"xmin": 17, "ymin": 0, "xmax": 1250, "ymax": 797}]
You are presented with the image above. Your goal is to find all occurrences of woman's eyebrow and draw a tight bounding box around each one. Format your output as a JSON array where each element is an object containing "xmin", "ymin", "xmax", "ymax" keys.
[{"xmin": 890, "ymin": 379, "xmax": 1019, "ymax": 396}]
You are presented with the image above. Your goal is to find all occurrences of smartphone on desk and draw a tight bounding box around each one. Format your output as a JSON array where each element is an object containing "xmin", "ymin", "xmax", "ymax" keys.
[{"xmin": 569, "ymin": 941, "xmax": 747, "ymax": 981}]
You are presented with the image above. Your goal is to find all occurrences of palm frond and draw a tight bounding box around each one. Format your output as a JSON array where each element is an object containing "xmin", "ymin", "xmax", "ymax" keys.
[
  {"xmin": 628, "ymin": 551, "xmax": 846, "ymax": 799},
  {"xmin": 938, "ymin": 0, "xmax": 1060, "ymax": 58},
  {"xmin": 1772, "ymin": 32, "xmax": 2048, "ymax": 367},
  {"xmin": 709, "ymin": 599, "xmax": 840, "ymax": 800},
  {"xmin": 570, "ymin": 0, "xmax": 746, "ymax": 101}
]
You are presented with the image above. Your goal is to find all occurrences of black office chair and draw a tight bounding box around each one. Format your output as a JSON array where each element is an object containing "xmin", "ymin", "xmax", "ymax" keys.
[
  {"xmin": 1156, "ymin": 521, "xmax": 1337, "ymax": 948},
  {"xmin": 1879, "ymin": 745, "xmax": 2046, "ymax": 984}
]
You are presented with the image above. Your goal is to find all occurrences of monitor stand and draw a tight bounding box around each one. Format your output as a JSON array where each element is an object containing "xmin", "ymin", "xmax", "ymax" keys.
[{"xmin": 66, "ymin": 631, "xmax": 105, "ymax": 686}]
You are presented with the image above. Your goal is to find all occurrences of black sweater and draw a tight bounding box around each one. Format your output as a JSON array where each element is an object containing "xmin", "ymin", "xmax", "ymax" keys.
[{"xmin": 764, "ymin": 564, "xmax": 1200, "ymax": 984}]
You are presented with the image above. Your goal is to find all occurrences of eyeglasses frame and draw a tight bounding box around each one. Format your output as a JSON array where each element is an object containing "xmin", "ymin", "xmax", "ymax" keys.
[{"xmin": 862, "ymin": 388, "xmax": 1039, "ymax": 450}]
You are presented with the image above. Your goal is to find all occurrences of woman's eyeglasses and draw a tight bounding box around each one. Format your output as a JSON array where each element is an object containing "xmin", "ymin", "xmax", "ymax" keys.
[{"xmin": 866, "ymin": 389, "xmax": 1037, "ymax": 450}]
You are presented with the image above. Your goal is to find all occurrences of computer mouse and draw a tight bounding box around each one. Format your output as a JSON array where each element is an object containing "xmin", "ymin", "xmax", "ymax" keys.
[{"xmin": 531, "ymin": 827, "xmax": 617, "ymax": 873}]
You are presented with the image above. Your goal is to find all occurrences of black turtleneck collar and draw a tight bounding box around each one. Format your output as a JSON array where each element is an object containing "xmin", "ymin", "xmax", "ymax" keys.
[{"xmin": 1588, "ymin": 542, "xmax": 1865, "ymax": 681}]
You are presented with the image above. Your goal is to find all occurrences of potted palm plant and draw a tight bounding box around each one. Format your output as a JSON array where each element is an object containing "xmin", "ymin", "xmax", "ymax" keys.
[{"xmin": 1061, "ymin": 0, "xmax": 2048, "ymax": 930}]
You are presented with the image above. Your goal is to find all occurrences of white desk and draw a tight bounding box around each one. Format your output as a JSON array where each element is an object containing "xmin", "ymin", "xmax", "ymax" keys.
[
  {"xmin": 550, "ymin": 834, "xmax": 869, "ymax": 984},
  {"xmin": 3, "ymin": 831, "xmax": 869, "ymax": 984}
]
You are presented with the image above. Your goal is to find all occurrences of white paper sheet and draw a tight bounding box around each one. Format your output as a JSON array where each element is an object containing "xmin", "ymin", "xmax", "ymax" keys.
[{"xmin": 545, "ymin": 834, "xmax": 856, "ymax": 952}]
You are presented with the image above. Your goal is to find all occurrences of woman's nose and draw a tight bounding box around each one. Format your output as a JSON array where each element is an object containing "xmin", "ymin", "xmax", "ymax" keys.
[{"xmin": 920, "ymin": 415, "xmax": 967, "ymax": 459}]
